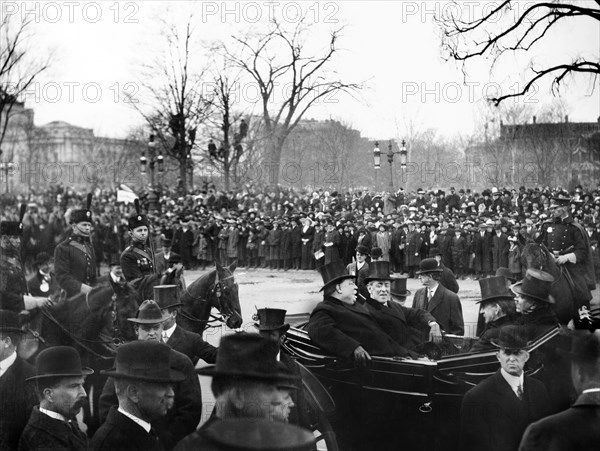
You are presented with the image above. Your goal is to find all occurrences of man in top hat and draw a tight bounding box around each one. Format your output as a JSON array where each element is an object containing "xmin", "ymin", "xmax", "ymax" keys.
[
  {"xmin": 154, "ymin": 239, "xmax": 182, "ymax": 275},
  {"xmin": 536, "ymin": 190, "xmax": 594, "ymax": 312},
  {"xmin": 402, "ymin": 220, "xmax": 423, "ymax": 278},
  {"xmin": 27, "ymin": 252, "xmax": 59, "ymax": 299},
  {"xmin": 492, "ymin": 223, "xmax": 509, "ymax": 274},
  {"xmin": 0, "ymin": 310, "xmax": 38, "ymax": 451},
  {"xmin": 19, "ymin": 346, "xmax": 93, "ymax": 451},
  {"xmin": 98, "ymin": 300, "xmax": 202, "ymax": 450},
  {"xmin": 91, "ymin": 341, "xmax": 184, "ymax": 451},
  {"xmin": 254, "ymin": 308, "xmax": 315, "ymax": 430},
  {"xmin": 364, "ymin": 262, "xmax": 442, "ymax": 352},
  {"xmin": 121, "ymin": 200, "xmax": 157, "ymax": 283},
  {"xmin": 175, "ymin": 333, "xmax": 314, "ymax": 451},
  {"xmin": 519, "ymin": 330, "xmax": 600, "ymax": 451},
  {"xmin": 306, "ymin": 261, "xmax": 408, "ymax": 367},
  {"xmin": 154, "ymin": 285, "xmax": 218, "ymax": 366},
  {"xmin": 471, "ymin": 276, "xmax": 518, "ymax": 351},
  {"xmin": 472, "ymin": 220, "xmax": 493, "ymax": 278},
  {"xmin": 460, "ymin": 326, "xmax": 550, "ymax": 451},
  {"xmin": 54, "ymin": 194, "xmax": 98, "ymax": 298},
  {"xmin": 412, "ymin": 258, "xmax": 464, "ymax": 335},
  {"xmin": 346, "ymin": 244, "xmax": 370, "ymax": 303},
  {"xmin": 510, "ymin": 269, "xmax": 559, "ymax": 341}
]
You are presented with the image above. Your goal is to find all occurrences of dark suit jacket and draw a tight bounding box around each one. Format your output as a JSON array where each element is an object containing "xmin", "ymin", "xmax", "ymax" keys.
[
  {"xmin": 0, "ymin": 357, "xmax": 37, "ymax": 451},
  {"xmin": 54, "ymin": 236, "xmax": 97, "ymax": 298},
  {"xmin": 519, "ymin": 391, "xmax": 600, "ymax": 451},
  {"xmin": 412, "ymin": 284, "xmax": 464, "ymax": 335},
  {"xmin": 364, "ymin": 298, "xmax": 435, "ymax": 350},
  {"xmin": 18, "ymin": 406, "xmax": 88, "ymax": 451},
  {"xmin": 99, "ymin": 348, "xmax": 202, "ymax": 450},
  {"xmin": 307, "ymin": 296, "xmax": 407, "ymax": 359},
  {"xmin": 346, "ymin": 261, "xmax": 369, "ymax": 303},
  {"xmin": 167, "ymin": 324, "xmax": 218, "ymax": 365},
  {"xmin": 460, "ymin": 370, "xmax": 550, "ymax": 451},
  {"xmin": 439, "ymin": 263, "xmax": 459, "ymax": 293},
  {"xmin": 155, "ymin": 251, "xmax": 181, "ymax": 275},
  {"xmin": 91, "ymin": 407, "xmax": 164, "ymax": 451}
]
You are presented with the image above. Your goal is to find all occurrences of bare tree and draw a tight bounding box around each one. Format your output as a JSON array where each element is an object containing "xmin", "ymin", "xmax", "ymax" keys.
[
  {"xmin": 0, "ymin": 14, "xmax": 52, "ymax": 151},
  {"xmin": 221, "ymin": 18, "xmax": 361, "ymax": 186},
  {"xmin": 439, "ymin": 1, "xmax": 600, "ymax": 104},
  {"xmin": 129, "ymin": 14, "xmax": 211, "ymax": 194}
]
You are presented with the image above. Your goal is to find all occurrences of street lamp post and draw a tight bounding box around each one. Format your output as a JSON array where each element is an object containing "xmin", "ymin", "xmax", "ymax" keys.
[
  {"xmin": 140, "ymin": 134, "xmax": 164, "ymax": 187},
  {"xmin": 373, "ymin": 139, "xmax": 408, "ymax": 192},
  {"xmin": 0, "ymin": 149, "xmax": 15, "ymax": 193}
]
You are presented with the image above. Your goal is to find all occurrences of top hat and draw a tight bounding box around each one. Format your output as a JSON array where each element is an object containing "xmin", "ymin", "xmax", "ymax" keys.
[
  {"xmin": 0, "ymin": 309, "xmax": 25, "ymax": 334},
  {"xmin": 1, "ymin": 204, "xmax": 26, "ymax": 236},
  {"xmin": 317, "ymin": 261, "xmax": 354, "ymax": 291},
  {"xmin": 127, "ymin": 300, "xmax": 171, "ymax": 324},
  {"xmin": 197, "ymin": 333, "xmax": 299, "ymax": 384},
  {"xmin": 490, "ymin": 325, "xmax": 531, "ymax": 350},
  {"xmin": 355, "ymin": 245, "xmax": 369, "ymax": 256},
  {"xmin": 364, "ymin": 261, "xmax": 392, "ymax": 283},
  {"xmin": 71, "ymin": 193, "xmax": 93, "ymax": 224},
  {"xmin": 253, "ymin": 308, "xmax": 290, "ymax": 333},
  {"xmin": 102, "ymin": 341, "xmax": 185, "ymax": 383},
  {"xmin": 154, "ymin": 285, "xmax": 183, "ymax": 309},
  {"xmin": 390, "ymin": 275, "xmax": 411, "ymax": 297},
  {"xmin": 27, "ymin": 346, "xmax": 94, "ymax": 381},
  {"xmin": 416, "ymin": 258, "xmax": 443, "ymax": 275},
  {"xmin": 477, "ymin": 276, "xmax": 514, "ymax": 304},
  {"xmin": 510, "ymin": 269, "xmax": 555, "ymax": 304},
  {"xmin": 128, "ymin": 198, "xmax": 149, "ymax": 229},
  {"xmin": 559, "ymin": 331, "xmax": 600, "ymax": 361},
  {"xmin": 199, "ymin": 418, "xmax": 317, "ymax": 451}
]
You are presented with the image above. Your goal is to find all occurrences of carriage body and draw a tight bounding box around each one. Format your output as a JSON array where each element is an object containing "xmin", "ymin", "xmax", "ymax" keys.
[{"xmin": 282, "ymin": 324, "xmax": 563, "ymax": 451}]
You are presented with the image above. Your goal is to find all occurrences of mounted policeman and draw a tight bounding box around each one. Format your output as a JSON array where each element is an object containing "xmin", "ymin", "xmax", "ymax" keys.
[
  {"xmin": 54, "ymin": 194, "xmax": 97, "ymax": 298},
  {"xmin": 120, "ymin": 199, "xmax": 157, "ymax": 283},
  {"xmin": 535, "ymin": 190, "xmax": 595, "ymax": 313}
]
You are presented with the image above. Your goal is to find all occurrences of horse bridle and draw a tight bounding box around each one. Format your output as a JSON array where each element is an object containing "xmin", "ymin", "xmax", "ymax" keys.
[{"xmin": 180, "ymin": 270, "xmax": 238, "ymax": 328}]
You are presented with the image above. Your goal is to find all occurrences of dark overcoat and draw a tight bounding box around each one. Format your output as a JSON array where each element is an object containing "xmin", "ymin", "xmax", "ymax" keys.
[
  {"xmin": 167, "ymin": 324, "xmax": 218, "ymax": 365},
  {"xmin": 519, "ymin": 391, "xmax": 600, "ymax": 451},
  {"xmin": 412, "ymin": 285, "xmax": 464, "ymax": 335},
  {"xmin": 54, "ymin": 235, "xmax": 97, "ymax": 298},
  {"xmin": 90, "ymin": 407, "xmax": 164, "ymax": 451},
  {"xmin": 0, "ymin": 357, "xmax": 37, "ymax": 451},
  {"xmin": 346, "ymin": 261, "xmax": 370, "ymax": 303},
  {"xmin": 472, "ymin": 230, "xmax": 493, "ymax": 273},
  {"xmin": 460, "ymin": 370, "xmax": 550, "ymax": 451},
  {"xmin": 492, "ymin": 232, "xmax": 510, "ymax": 270},
  {"xmin": 18, "ymin": 406, "xmax": 88, "ymax": 451},
  {"xmin": 404, "ymin": 230, "xmax": 423, "ymax": 267},
  {"xmin": 307, "ymin": 295, "xmax": 406, "ymax": 358}
]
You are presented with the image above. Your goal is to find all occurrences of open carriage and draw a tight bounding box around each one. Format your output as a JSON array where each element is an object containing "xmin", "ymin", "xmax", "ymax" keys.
[{"xmin": 282, "ymin": 319, "xmax": 568, "ymax": 451}]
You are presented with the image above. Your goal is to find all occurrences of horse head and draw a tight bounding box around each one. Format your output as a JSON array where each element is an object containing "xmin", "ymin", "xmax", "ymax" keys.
[
  {"xmin": 106, "ymin": 279, "xmax": 141, "ymax": 342},
  {"xmin": 520, "ymin": 242, "xmax": 559, "ymax": 277},
  {"xmin": 214, "ymin": 261, "xmax": 243, "ymax": 329}
]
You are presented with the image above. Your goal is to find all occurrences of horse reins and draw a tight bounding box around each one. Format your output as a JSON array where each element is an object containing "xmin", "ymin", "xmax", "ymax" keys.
[{"xmin": 180, "ymin": 271, "xmax": 236, "ymax": 327}]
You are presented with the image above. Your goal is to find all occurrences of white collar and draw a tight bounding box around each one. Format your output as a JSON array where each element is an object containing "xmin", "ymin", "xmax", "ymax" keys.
[
  {"xmin": 164, "ymin": 252, "xmax": 170, "ymax": 259},
  {"xmin": 163, "ymin": 323, "xmax": 177, "ymax": 342},
  {"xmin": 500, "ymin": 368, "xmax": 524, "ymax": 392},
  {"xmin": 110, "ymin": 272, "xmax": 121, "ymax": 284},
  {"xmin": 118, "ymin": 407, "xmax": 151, "ymax": 433},
  {"xmin": 40, "ymin": 407, "xmax": 68, "ymax": 423},
  {"xmin": 582, "ymin": 388, "xmax": 600, "ymax": 394},
  {"xmin": 428, "ymin": 284, "xmax": 439, "ymax": 297},
  {"xmin": 357, "ymin": 261, "xmax": 365, "ymax": 270},
  {"xmin": 0, "ymin": 351, "xmax": 17, "ymax": 376}
]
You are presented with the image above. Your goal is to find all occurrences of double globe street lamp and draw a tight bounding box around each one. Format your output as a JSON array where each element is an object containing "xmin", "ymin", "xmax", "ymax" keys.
[
  {"xmin": 140, "ymin": 134, "xmax": 164, "ymax": 186},
  {"xmin": 373, "ymin": 139, "xmax": 407, "ymax": 191}
]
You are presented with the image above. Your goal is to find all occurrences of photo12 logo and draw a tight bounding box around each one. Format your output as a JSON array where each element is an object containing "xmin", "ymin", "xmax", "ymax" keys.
[
  {"xmin": 1, "ymin": 1, "xmax": 140, "ymax": 24},
  {"xmin": 199, "ymin": 1, "xmax": 339, "ymax": 24},
  {"xmin": 5, "ymin": 81, "xmax": 139, "ymax": 105}
]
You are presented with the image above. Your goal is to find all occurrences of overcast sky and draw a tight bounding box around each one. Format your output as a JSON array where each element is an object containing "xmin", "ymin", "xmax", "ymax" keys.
[{"xmin": 6, "ymin": 1, "xmax": 600, "ymax": 142}]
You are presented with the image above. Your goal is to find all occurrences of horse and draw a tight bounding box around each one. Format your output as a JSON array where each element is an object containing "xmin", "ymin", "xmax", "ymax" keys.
[
  {"xmin": 20, "ymin": 278, "xmax": 141, "ymax": 433},
  {"xmin": 520, "ymin": 242, "xmax": 578, "ymax": 323},
  {"xmin": 178, "ymin": 262, "xmax": 243, "ymax": 334}
]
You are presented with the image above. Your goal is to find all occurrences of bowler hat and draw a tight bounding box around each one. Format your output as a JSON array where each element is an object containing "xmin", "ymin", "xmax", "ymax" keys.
[
  {"xmin": 102, "ymin": 341, "xmax": 185, "ymax": 383},
  {"xmin": 197, "ymin": 333, "xmax": 299, "ymax": 383},
  {"xmin": 27, "ymin": 346, "xmax": 94, "ymax": 381},
  {"xmin": 127, "ymin": 300, "xmax": 171, "ymax": 324},
  {"xmin": 71, "ymin": 193, "xmax": 93, "ymax": 224},
  {"xmin": 318, "ymin": 261, "xmax": 354, "ymax": 291},
  {"xmin": 491, "ymin": 325, "xmax": 531, "ymax": 350},
  {"xmin": 415, "ymin": 258, "xmax": 443, "ymax": 275},
  {"xmin": 200, "ymin": 418, "xmax": 317, "ymax": 451},
  {"xmin": 390, "ymin": 275, "xmax": 411, "ymax": 297},
  {"xmin": 559, "ymin": 331, "xmax": 600, "ymax": 361},
  {"xmin": 253, "ymin": 308, "xmax": 289, "ymax": 333},
  {"xmin": 364, "ymin": 261, "xmax": 392, "ymax": 283},
  {"xmin": 162, "ymin": 238, "xmax": 172, "ymax": 248},
  {"xmin": 0, "ymin": 309, "xmax": 24, "ymax": 333},
  {"xmin": 153, "ymin": 285, "xmax": 183, "ymax": 309},
  {"xmin": 510, "ymin": 269, "xmax": 555, "ymax": 304},
  {"xmin": 477, "ymin": 276, "xmax": 514, "ymax": 304}
]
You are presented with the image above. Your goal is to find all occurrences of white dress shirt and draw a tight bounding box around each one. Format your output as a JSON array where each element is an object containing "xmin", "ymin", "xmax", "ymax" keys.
[
  {"xmin": 500, "ymin": 368, "xmax": 524, "ymax": 398},
  {"xmin": 162, "ymin": 323, "xmax": 177, "ymax": 342},
  {"xmin": 118, "ymin": 407, "xmax": 151, "ymax": 433},
  {"xmin": 0, "ymin": 351, "xmax": 17, "ymax": 378}
]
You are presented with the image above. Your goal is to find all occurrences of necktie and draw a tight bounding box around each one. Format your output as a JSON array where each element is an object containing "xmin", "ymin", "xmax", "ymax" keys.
[
  {"xmin": 516, "ymin": 384, "xmax": 524, "ymax": 400},
  {"xmin": 424, "ymin": 290, "xmax": 431, "ymax": 309},
  {"xmin": 162, "ymin": 332, "xmax": 168, "ymax": 343}
]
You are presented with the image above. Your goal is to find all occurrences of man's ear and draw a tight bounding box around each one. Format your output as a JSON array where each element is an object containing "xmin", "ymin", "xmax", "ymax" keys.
[
  {"xmin": 127, "ymin": 384, "xmax": 140, "ymax": 403},
  {"xmin": 522, "ymin": 350, "xmax": 530, "ymax": 363}
]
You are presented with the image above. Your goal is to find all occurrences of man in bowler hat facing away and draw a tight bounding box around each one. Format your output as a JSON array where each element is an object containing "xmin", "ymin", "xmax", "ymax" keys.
[
  {"xmin": 0, "ymin": 310, "xmax": 37, "ymax": 451},
  {"xmin": 19, "ymin": 346, "xmax": 93, "ymax": 451},
  {"xmin": 91, "ymin": 341, "xmax": 184, "ymax": 451},
  {"xmin": 98, "ymin": 300, "xmax": 202, "ymax": 450},
  {"xmin": 519, "ymin": 330, "xmax": 600, "ymax": 451},
  {"xmin": 460, "ymin": 326, "xmax": 550, "ymax": 451}
]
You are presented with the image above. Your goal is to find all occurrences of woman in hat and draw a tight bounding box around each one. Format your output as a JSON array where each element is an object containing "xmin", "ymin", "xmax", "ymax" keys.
[{"xmin": 511, "ymin": 269, "xmax": 559, "ymax": 341}]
